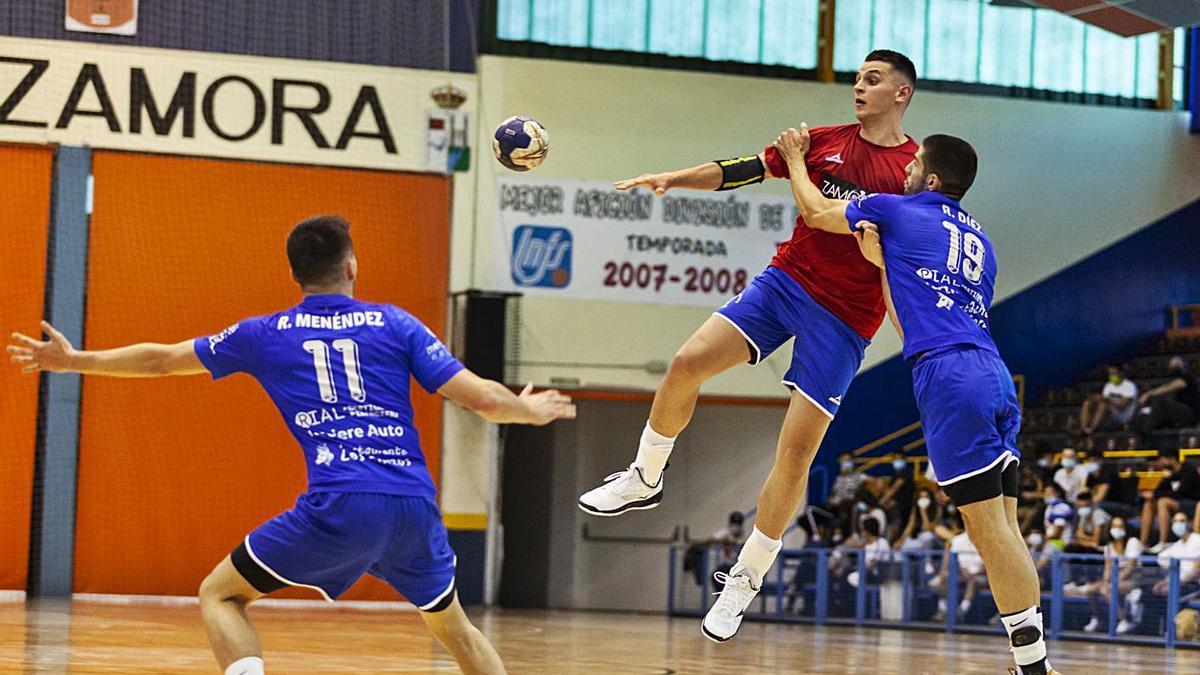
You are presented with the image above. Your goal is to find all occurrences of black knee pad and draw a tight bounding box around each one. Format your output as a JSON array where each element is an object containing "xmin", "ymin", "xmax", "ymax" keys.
[{"xmin": 1010, "ymin": 625, "xmax": 1042, "ymax": 648}]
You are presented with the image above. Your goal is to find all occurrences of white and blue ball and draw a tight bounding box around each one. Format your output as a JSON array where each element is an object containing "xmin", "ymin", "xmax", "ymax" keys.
[{"xmin": 492, "ymin": 116, "xmax": 549, "ymax": 172}]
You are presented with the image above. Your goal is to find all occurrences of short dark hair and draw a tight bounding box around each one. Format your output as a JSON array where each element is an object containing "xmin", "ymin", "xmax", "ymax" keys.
[
  {"xmin": 922, "ymin": 134, "xmax": 978, "ymax": 200},
  {"xmin": 1045, "ymin": 482, "xmax": 1063, "ymax": 496},
  {"xmin": 287, "ymin": 215, "xmax": 354, "ymax": 287},
  {"xmin": 862, "ymin": 517, "xmax": 881, "ymax": 537},
  {"xmin": 865, "ymin": 49, "xmax": 917, "ymax": 88},
  {"xmin": 1077, "ymin": 491, "xmax": 1093, "ymax": 502}
]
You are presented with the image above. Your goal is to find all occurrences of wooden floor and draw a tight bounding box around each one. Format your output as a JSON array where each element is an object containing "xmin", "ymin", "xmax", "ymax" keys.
[{"xmin": 1, "ymin": 599, "xmax": 1196, "ymax": 674}]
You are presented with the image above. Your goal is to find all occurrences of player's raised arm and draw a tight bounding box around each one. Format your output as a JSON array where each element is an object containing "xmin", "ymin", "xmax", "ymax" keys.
[
  {"xmin": 773, "ymin": 124, "xmax": 855, "ymax": 235},
  {"xmin": 438, "ymin": 370, "xmax": 576, "ymax": 426},
  {"xmin": 8, "ymin": 320, "xmax": 207, "ymax": 377},
  {"xmin": 613, "ymin": 151, "xmax": 775, "ymax": 195}
]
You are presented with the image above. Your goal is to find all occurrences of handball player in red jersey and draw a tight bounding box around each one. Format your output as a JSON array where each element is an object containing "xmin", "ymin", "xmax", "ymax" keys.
[{"xmin": 577, "ymin": 50, "xmax": 920, "ymax": 642}]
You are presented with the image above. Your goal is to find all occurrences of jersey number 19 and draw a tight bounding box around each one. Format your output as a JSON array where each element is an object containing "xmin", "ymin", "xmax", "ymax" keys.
[{"xmin": 942, "ymin": 221, "xmax": 985, "ymax": 284}]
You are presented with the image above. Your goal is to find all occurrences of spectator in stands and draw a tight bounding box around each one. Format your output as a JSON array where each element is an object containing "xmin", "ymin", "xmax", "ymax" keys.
[
  {"xmin": 877, "ymin": 455, "xmax": 915, "ymax": 538},
  {"xmin": 930, "ymin": 514, "xmax": 986, "ymax": 621},
  {"xmin": 1067, "ymin": 491, "xmax": 1111, "ymax": 553},
  {"xmin": 896, "ymin": 488, "xmax": 941, "ymax": 552},
  {"xmin": 828, "ymin": 453, "xmax": 865, "ymax": 532},
  {"xmin": 1026, "ymin": 528, "xmax": 1061, "ymax": 588},
  {"xmin": 844, "ymin": 518, "xmax": 892, "ymax": 590},
  {"xmin": 1141, "ymin": 449, "xmax": 1200, "ymax": 553},
  {"xmin": 850, "ymin": 490, "xmax": 888, "ymax": 541},
  {"xmin": 1053, "ymin": 448, "xmax": 1089, "ymax": 502},
  {"xmin": 1043, "ymin": 482, "xmax": 1075, "ymax": 547},
  {"xmin": 1080, "ymin": 364, "xmax": 1139, "ymax": 435},
  {"xmin": 1131, "ymin": 513, "xmax": 1200, "ymax": 634},
  {"xmin": 1093, "ymin": 463, "xmax": 1140, "ymax": 519},
  {"xmin": 708, "ymin": 511, "xmax": 747, "ymax": 579},
  {"xmin": 1018, "ymin": 456, "xmax": 1048, "ymax": 532},
  {"xmin": 932, "ymin": 490, "xmax": 963, "ymax": 544},
  {"xmin": 1133, "ymin": 356, "xmax": 1199, "ymax": 439},
  {"xmin": 1083, "ymin": 517, "xmax": 1143, "ymax": 633}
]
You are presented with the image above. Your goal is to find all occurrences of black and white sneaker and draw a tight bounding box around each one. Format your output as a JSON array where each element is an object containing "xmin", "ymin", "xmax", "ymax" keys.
[
  {"xmin": 701, "ymin": 570, "xmax": 759, "ymax": 643},
  {"xmin": 577, "ymin": 465, "xmax": 663, "ymax": 517}
]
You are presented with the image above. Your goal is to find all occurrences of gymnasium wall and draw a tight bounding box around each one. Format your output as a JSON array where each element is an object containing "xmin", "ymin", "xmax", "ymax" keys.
[
  {"xmin": 468, "ymin": 55, "xmax": 1200, "ymax": 394},
  {"xmin": 0, "ymin": 145, "xmax": 54, "ymax": 591},
  {"xmin": 68, "ymin": 152, "xmax": 452, "ymax": 599}
]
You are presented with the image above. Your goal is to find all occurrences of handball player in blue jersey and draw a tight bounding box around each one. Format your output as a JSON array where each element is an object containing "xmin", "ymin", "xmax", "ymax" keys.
[
  {"xmin": 772, "ymin": 127, "xmax": 1058, "ymax": 675},
  {"xmin": 9, "ymin": 215, "xmax": 575, "ymax": 675}
]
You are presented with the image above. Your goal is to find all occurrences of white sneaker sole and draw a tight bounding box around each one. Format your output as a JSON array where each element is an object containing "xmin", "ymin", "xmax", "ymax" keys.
[
  {"xmin": 573, "ymin": 494, "xmax": 662, "ymax": 514},
  {"xmin": 700, "ymin": 622, "xmax": 734, "ymax": 643},
  {"xmin": 576, "ymin": 491, "xmax": 663, "ymax": 517}
]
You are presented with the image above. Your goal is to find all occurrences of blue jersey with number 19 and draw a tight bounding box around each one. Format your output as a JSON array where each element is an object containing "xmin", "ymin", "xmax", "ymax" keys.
[
  {"xmin": 845, "ymin": 190, "xmax": 998, "ymax": 361},
  {"xmin": 193, "ymin": 293, "xmax": 464, "ymax": 500}
]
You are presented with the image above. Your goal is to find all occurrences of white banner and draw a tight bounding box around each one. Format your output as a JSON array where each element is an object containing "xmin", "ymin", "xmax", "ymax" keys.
[
  {"xmin": 0, "ymin": 37, "xmax": 475, "ymax": 172},
  {"xmin": 493, "ymin": 177, "xmax": 801, "ymax": 307}
]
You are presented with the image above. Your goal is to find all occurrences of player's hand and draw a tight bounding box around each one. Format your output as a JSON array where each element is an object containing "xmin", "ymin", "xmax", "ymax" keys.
[
  {"xmin": 773, "ymin": 123, "xmax": 810, "ymax": 163},
  {"xmin": 854, "ymin": 222, "xmax": 884, "ymax": 269},
  {"xmin": 614, "ymin": 172, "xmax": 672, "ymax": 196},
  {"xmin": 8, "ymin": 321, "xmax": 78, "ymax": 374},
  {"xmin": 518, "ymin": 383, "xmax": 577, "ymax": 426}
]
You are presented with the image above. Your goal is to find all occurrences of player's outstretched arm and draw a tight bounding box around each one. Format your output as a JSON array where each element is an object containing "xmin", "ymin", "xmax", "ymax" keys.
[
  {"xmin": 613, "ymin": 151, "xmax": 776, "ymax": 196},
  {"xmin": 773, "ymin": 125, "xmax": 852, "ymax": 234},
  {"xmin": 438, "ymin": 370, "xmax": 576, "ymax": 426},
  {"xmin": 8, "ymin": 320, "xmax": 206, "ymax": 377}
]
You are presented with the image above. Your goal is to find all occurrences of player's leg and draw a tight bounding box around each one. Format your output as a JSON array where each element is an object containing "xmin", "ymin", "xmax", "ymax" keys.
[
  {"xmin": 579, "ymin": 274, "xmax": 794, "ymax": 517},
  {"xmin": 379, "ymin": 496, "xmax": 506, "ymax": 674},
  {"xmin": 419, "ymin": 594, "xmax": 506, "ymax": 675},
  {"xmin": 198, "ymin": 554, "xmax": 269, "ymax": 674}
]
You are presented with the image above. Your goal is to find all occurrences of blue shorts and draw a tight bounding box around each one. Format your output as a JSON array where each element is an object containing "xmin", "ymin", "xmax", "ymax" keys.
[
  {"xmin": 237, "ymin": 492, "xmax": 456, "ymax": 610},
  {"xmin": 913, "ymin": 346, "xmax": 1022, "ymax": 486},
  {"xmin": 715, "ymin": 265, "xmax": 868, "ymax": 417}
]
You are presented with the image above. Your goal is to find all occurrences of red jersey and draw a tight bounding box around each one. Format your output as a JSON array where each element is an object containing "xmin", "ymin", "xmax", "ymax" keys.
[{"xmin": 762, "ymin": 123, "xmax": 917, "ymax": 340}]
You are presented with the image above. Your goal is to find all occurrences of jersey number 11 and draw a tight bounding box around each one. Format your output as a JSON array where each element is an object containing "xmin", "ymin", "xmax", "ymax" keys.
[{"xmin": 302, "ymin": 339, "xmax": 367, "ymax": 403}]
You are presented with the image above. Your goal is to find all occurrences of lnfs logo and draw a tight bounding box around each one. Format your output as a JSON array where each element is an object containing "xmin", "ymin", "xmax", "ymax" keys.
[{"xmin": 511, "ymin": 225, "xmax": 572, "ymax": 288}]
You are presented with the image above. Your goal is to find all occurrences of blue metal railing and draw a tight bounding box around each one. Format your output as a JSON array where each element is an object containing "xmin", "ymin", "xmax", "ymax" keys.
[{"xmin": 668, "ymin": 546, "xmax": 1200, "ymax": 649}]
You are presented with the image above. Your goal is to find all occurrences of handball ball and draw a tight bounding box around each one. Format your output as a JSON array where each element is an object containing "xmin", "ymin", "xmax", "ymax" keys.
[{"xmin": 492, "ymin": 116, "xmax": 549, "ymax": 172}]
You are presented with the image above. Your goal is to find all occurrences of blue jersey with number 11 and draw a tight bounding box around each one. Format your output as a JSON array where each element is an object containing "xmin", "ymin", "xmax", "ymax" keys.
[
  {"xmin": 845, "ymin": 190, "xmax": 998, "ymax": 360},
  {"xmin": 193, "ymin": 293, "xmax": 464, "ymax": 500}
]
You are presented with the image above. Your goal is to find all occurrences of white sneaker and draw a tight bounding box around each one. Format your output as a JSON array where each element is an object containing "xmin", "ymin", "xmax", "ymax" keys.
[
  {"xmin": 1083, "ymin": 617, "xmax": 1101, "ymax": 632},
  {"xmin": 1116, "ymin": 618, "xmax": 1136, "ymax": 634},
  {"xmin": 577, "ymin": 465, "xmax": 663, "ymax": 517},
  {"xmin": 702, "ymin": 570, "xmax": 760, "ymax": 643}
]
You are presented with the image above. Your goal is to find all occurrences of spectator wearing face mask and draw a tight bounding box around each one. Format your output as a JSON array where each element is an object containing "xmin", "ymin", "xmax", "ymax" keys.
[
  {"xmin": 1043, "ymin": 483, "xmax": 1074, "ymax": 547},
  {"xmin": 1018, "ymin": 458, "xmax": 1048, "ymax": 532},
  {"xmin": 1141, "ymin": 449, "xmax": 1200, "ymax": 553},
  {"xmin": 1082, "ymin": 517, "xmax": 1143, "ymax": 633},
  {"xmin": 707, "ymin": 511, "xmax": 748, "ymax": 577},
  {"xmin": 1080, "ymin": 364, "xmax": 1139, "ymax": 435},
  {"xmin": 1133, "ymin": 356, "xmax": 1200, "ymax": 438},
  {"xmin": 897, "ymin": 489, "xmax": 941, "ymax": 552},
  {"xmin": 850, "ymin": 490, "xmax": 888, "ymax": 540},
  {"xmin": 827, "ymin": 453, "xmax": 866, "ymax": 532},
  {"xmin": 1131, "ymin": 513, "xmax": 1200, "ymax": 635},
  {"xmin": 1026, "ymin": 528, "xmax": 1061, "ymax": 588},
  {"xmin": 1053, "ymin": 448, "xmax": 1089, "ymax": 503},
  {"xmin": 845, "ymin": 518, "xmax": 892, "ymax": 590},
  {"xmin": 878, "ymin": 455, "xmax": 915, "ymax": 537},
  {"xmin": 1066, "ymin": 492, "xmax": 1111, "ymax": 553}
]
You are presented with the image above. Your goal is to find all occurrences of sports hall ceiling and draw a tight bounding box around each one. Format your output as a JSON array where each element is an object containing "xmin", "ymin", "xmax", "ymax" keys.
[{"xmin": 992, "ymin": 0, "xmax": 1200, "ymax": 36}]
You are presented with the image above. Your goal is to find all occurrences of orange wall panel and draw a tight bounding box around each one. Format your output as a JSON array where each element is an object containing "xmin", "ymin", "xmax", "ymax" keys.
[
  {"xmin": 0, "ymin": 145, "xmax": 54, "ymax": 591},
  {"xmin": 75, "ymin": 152, "xmax": 450, "ymax": 598}
]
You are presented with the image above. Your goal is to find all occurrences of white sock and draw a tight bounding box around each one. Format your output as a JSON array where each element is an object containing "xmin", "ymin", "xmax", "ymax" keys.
[
  {"xmin": 733, "ymin": 527, "xmax": 782, "ymax": 588},
  {"xmin": 225, "ymin": 656, "xmax": 264, "ymax": 675},
  {"xmin": 1001, "ymin": 606, "xmax": 1049, "ymax": 672},
  {"xmin": 633, "ymin": 422, "xmax": 674, "ymax": 484}
]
